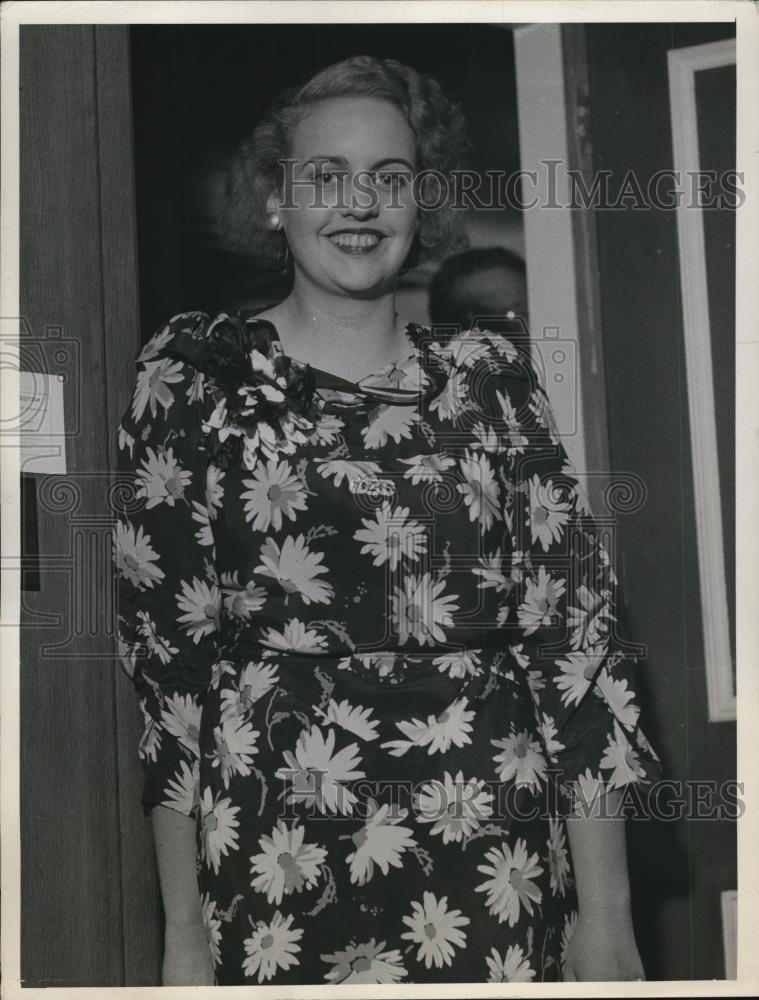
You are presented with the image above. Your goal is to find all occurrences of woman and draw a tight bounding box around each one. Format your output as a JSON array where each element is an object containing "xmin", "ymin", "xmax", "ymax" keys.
[{"xmin": 113, "ymin": 55, "xmax": 660, "ymax": 986}]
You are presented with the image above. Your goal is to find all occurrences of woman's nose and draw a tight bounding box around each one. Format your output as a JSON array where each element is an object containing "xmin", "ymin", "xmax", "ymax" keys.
[{"xmin": 341, "ymin": 171, "xmax": 380, "ymax": 219}]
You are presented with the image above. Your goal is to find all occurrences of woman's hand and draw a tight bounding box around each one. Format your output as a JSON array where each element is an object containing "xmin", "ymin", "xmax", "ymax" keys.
[
  {"xmin": 150, "ymin": 806, "xmax": 215, "ymax": 984},
  {"xmin": 563, "ymin": 907, "xmax": 645, "ymax": 982},
  {"xmin": 162, "ymin": 919, "xmax": 216, "ymax": 986},
  {"xmin": 563, "ymin": 787, "xmax": 645, "ymax": 982}
]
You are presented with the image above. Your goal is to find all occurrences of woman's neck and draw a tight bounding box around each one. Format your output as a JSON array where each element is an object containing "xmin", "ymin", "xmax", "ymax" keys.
[{"xmin": 257, "ymin": 284, "xmax": 413, "ymax": 382}]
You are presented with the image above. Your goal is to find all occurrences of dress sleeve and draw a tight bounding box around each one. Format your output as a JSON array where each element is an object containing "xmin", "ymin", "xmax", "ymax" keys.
[
  {"xmin": 113, "ymin": 312, "xmax": 222, "ymax": 819},
  {"xmin": 481, "ymin": 333, "xmax": 661, "ymax": 808}
]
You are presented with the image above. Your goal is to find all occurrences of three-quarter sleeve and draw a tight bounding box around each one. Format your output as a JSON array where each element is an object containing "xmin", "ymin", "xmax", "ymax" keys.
[
  {"xmin": 480, "ymin": 333, "xmax": 661, "ymax": 808},
  {"xmin": 113, "ymin": 312, "xmax": 222, "ymax": 819}
]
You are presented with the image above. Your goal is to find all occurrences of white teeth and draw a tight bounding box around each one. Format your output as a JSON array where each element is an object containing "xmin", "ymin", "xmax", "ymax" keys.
[{"xmin": 328, "ymin": 233, "xmax": 381, "ymax": 249}]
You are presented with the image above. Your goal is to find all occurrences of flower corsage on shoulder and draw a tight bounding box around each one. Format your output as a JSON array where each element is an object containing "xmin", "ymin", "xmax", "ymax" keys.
[{"xmin": 199, "ymin": 312, "xmax": 321, "ymax": 470}]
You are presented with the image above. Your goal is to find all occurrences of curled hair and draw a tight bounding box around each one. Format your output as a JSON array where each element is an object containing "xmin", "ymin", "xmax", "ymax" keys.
[{"xmin": 219, "ymin": 55, "xmax": 471, "ymax": 272}]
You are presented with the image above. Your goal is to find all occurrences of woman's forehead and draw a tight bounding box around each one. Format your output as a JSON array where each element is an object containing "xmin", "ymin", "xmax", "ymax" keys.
[{"xmin": 290, "ymin": 97, "xmax": 416, "ymax": 162}]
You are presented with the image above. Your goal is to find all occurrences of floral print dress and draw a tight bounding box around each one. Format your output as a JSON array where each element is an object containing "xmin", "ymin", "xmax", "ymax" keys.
[{"xmin": 113, "ymin": 308, "xmax": 660, "ymax": 986}]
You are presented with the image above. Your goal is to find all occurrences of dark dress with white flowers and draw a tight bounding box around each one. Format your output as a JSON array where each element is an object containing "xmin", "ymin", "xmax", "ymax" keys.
[{"xmin": 113, "ymin": 308, "xmax": 660, "ymax": 985}]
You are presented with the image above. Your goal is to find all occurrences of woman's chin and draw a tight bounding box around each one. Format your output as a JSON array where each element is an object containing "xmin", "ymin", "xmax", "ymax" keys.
[
  {"xmin": 320, "ymin": 265, "xmax": 401, "ymax": 297},
  {"xmin": 314, "ymin": 238, "xmax": 408, "ymax": 291}
]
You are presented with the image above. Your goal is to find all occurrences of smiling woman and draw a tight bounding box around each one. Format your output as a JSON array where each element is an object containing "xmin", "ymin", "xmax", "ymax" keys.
[
  {"xmin": 113, "ymin": 54, "xmax": 661, "ymax": 986},
  {"xmin": 219, "ymin": 56, "xmax": 470, "ymax": 380},
  {"xmin": 259, "ymin": 95, "xmax": 420, "ymax": 365},
  {"xmin": 220, "ymin": 54, "xmax": 469, "ymax": 272}
]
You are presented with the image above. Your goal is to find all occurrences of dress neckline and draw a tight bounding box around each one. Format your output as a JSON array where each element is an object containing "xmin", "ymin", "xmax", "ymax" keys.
[{"xmin": 238, "ymin": 303, "xmax": 442, "ymax": 407}]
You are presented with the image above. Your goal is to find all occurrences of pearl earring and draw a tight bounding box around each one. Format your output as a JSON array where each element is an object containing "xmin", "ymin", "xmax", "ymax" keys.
[{"xmin": 268, "ymin": 211, "xmax": 281, "ymax": 230}]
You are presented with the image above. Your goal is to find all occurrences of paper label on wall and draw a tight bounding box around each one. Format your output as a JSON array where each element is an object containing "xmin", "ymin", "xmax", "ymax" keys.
[{"xmin": 19, "ymin": 371, "xmax": 67, "ymax": 474}]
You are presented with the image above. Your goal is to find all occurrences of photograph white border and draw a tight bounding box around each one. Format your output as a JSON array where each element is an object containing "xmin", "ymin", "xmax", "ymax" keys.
[{"xmin": 2, "ymin": 3, "xmax": 757, "ymax": 999}]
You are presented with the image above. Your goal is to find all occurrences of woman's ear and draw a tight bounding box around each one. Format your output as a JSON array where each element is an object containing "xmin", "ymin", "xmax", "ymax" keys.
[{"xmin": 265, "ymin": 191, "xmax": 284, "ymax": 233}]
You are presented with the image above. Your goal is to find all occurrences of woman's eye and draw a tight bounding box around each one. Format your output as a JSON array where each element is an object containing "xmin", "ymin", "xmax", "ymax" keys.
[
  {"xmin": 374, "ymin": 171, "xmax": 408, "ymax": 189},
  {"xmin": 315, "ymin": 169, "xmax": 342, "ymax": 185}
]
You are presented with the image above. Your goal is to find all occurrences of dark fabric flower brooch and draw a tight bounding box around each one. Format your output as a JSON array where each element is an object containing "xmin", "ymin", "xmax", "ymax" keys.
[{"xmin": 193, "ymin": 312, "xmax": 321, "ymax": 470}]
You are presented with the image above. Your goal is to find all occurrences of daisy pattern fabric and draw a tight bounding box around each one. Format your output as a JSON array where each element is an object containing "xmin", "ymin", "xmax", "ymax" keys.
[{"xmin": 113, "ymin": 308, "xmax": 661, "ymax": 985}]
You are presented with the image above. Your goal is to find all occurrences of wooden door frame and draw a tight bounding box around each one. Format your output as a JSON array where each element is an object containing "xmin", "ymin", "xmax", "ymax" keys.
[
  {"xmin": 667, "ymin": 38, "xmax": 737, "ymax": 723},
  {"xmin": 513, "ymin": 23, "xmax": 612, "ymax": 518},
  {"xmin": 16, "ymin": 24, "xmax": 161, "ymax": 986},
  {"xmin": 98, "ymin": 24, "xmax": 164, "ymax": 984}
]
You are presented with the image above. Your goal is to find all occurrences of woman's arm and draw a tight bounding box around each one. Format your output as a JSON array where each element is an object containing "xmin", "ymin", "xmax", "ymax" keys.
[
  {"xmin": 563, "ymin": 787, "xmax": 645, "ymax": 982},
  {"xmin": 114, "ymin": 315, "xmax": 223, "ymax": 984},
  {"xmin": 476, "ymin": 332, "xmax": 660, "ymax": 979},
  {"xmin": 151, "ymin": 804, "xmax": 204, "ymax": 926},
  {"xmin": 151, "ymin": 805, "xmax": 215, "ymax": 985}
]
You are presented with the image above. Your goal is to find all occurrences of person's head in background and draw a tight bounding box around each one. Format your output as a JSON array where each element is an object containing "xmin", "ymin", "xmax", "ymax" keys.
[{"xmin": 428, "ymin": 246, "xmax": 528, "ymax": 337}]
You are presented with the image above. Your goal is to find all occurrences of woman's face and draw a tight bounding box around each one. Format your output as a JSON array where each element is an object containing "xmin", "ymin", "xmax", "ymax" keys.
[{"xmin": 273, "ymin": 96, "xmax": 419, "ymax": 299}]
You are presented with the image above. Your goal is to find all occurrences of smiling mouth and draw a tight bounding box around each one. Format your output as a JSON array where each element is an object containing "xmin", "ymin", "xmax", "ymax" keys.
[{"xmin": 326, "ymin": 232, "xmax": 385, "ymax": 254}]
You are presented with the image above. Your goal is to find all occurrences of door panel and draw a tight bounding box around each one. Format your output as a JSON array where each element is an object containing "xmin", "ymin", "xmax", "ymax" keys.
[{"xmin": 19, "ymin": 24, "xmax": 161, "ymax": 986}]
